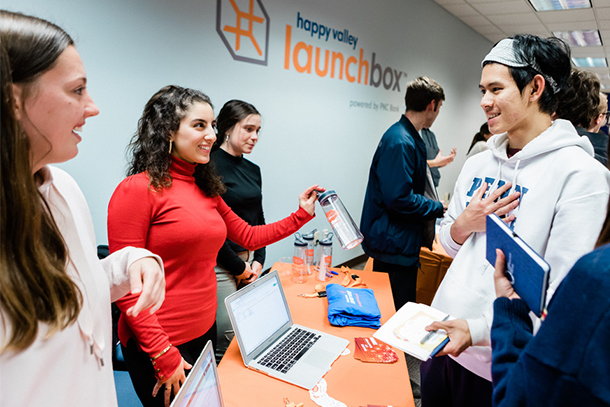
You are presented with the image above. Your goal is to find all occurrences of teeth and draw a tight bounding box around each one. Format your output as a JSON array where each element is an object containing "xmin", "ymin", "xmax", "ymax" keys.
[
  {"xmin": 488, "ymin": 114, "xmax": 499, "ymax": 119},
  {"xmin": 73, "ymin": 126, "xmax": 83, "ymax": 133}
]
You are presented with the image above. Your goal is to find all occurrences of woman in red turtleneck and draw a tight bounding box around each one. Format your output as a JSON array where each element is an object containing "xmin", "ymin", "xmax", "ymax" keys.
[{"xmin": 107, "ymin": 85, "xmax": 320, "ymax": 407}]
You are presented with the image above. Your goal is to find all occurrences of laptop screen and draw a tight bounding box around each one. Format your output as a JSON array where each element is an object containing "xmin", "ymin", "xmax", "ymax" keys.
[
  {"xmin": 171, "ymin": 341, "xmax": 223, "ymax": 407},
  {"xmin": 229, "ymin": 274, "xmax": 290, "ymax": 355}
]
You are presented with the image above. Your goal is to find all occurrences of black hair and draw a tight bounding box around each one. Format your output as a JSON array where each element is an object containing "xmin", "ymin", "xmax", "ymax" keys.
[
  {"xmin": 467, "ymin": 122, "xmax": 491, "ymax": 154},
  {"xmin": 484, "ymin": 34, "xmax": 571, "ymax": 115},
  {"xmin": 213, "ymin": 99, "xmax": 260, "ymax": 150}
]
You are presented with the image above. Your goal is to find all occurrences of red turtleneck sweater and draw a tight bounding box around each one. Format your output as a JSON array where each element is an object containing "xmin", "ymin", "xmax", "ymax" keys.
[{"xmin": 108, "ymin": 157, "xmax": 313, "ymax": 379}]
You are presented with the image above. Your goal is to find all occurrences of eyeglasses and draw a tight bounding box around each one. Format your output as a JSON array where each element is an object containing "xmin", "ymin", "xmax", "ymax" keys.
[{"xmin": 603, "ymin": 112, "xmax": 610, "ymax": 125}]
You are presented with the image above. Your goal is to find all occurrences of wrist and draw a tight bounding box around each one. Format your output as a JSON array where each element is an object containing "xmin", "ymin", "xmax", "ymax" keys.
[
  {"xmin": 150, "ymin": 345, "xmax": 181, "ymax": 381},
  {"xmin": 450, "ymin": 218, "xmax": 470, "ymax": 245}
]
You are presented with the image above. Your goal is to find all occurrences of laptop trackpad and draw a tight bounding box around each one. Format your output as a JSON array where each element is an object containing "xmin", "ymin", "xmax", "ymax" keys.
[{"xmin": 302, "ymin": 348, "xmax": 335, "ymax": 369}]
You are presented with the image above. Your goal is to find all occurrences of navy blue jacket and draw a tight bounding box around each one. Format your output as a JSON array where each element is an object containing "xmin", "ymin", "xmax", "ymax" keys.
[
  {"xmin": 491, "ymin": 243, "xmax": 610, "ymax": 406},
  {"xmin": 360, "ymin": 115, "xmax": 444, "ymax": 267}
]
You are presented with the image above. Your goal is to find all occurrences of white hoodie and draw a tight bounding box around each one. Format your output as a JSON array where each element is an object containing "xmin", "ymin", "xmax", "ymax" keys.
[{"xmin": 432, "ymin": 119, "xmax": 610, "ymax": 381}]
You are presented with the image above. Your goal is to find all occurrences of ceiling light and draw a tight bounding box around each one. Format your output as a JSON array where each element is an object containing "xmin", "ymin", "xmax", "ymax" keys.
[
  {"xmin": 528, "ymin": 0, "xmax": 591, "ymax": 12},
  {"xmin": 553, "ymin": 30, "xmax": 601, "ymax": 47},
  {"xmin": 572, "ymin": 57, "xmax": 608, "ymax": 67}
]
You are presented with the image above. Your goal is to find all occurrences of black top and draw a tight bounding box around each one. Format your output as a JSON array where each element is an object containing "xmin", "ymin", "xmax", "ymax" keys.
[
  {"xmin": 211, "ymin": 148, "xmax": 266, "ymax": 275},
  {"xmin": 576, "ymin": 126, "xmax": 609, "ymax": 167}
]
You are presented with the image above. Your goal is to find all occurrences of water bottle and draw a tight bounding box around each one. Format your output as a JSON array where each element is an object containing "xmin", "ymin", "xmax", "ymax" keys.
[
  {"xmin": 316, "ymin": 232, "xmax": 333, "ymax": 282},
  {"xmin": 302, "ymin": 229, "xmax": 317, "ymax": 274},
  {"xmin": 317, "ymin": 190, "xmax": 363, "ymax": 250},
  {"xmin": 291, "ymin": 233, "xmax": 308, "ymax": 284}
]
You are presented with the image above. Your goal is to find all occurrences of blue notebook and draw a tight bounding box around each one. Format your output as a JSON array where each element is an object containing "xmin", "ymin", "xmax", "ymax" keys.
[{"xmin": 486, "ymin": 214, "xmax": 550, "ymax": 317}]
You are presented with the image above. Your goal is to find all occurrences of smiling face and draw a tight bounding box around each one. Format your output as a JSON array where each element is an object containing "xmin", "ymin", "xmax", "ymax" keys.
[
  {"xmin": 14, "ymin": 45, "xmax": 99, "ymax": 173},
  {"xmin": 224, "ymin": 113, "xmax": 261, "ymax": 156},
  {"xmin": 170, "ymin": 102, "xmax": 216, "ymax": 164},
  {"xmin": 479, "ymin": 63, "xmax": 534, "ymax": 138}
]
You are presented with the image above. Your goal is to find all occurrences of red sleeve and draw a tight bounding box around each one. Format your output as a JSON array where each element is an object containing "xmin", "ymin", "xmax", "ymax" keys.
[
  {"xmin": 217, "ymin": 198, "xmax": 314, "ymax": 249},
  {"xmin": 107, "ymin": 176, "xmax": 181, "ymax": 380}
]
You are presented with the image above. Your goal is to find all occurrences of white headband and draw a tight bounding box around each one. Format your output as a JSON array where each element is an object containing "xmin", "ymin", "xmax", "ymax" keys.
[{"xmin": 482, "ymin": 38, "xmax": 559, "ymax": 94}]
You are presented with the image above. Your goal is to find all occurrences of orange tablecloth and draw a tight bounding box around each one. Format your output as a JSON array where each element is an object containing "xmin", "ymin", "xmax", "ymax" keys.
[{"xmin": 217, "ymin": 262, "xmax": 415, "ymax": 407}]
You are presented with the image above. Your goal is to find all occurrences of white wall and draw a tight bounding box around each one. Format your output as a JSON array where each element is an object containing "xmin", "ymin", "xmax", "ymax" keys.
[{"xmin": 5, "ymin": 0, "xmax": 491, "ymax": 266}]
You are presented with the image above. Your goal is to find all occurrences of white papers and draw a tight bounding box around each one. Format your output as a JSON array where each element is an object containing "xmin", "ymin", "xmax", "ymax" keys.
[{"xmin": 373, "ymin": 302, "xmax": 450, "ymax": 361}]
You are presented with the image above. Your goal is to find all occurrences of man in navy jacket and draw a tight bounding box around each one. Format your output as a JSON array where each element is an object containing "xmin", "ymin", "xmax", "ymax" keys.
[{"xmin": 360, "ymin": 76, "xmax": 446, "ymax": 311}]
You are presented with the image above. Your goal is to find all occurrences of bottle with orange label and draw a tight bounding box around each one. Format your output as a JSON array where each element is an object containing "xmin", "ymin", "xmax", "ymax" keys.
[
  {"xmin": 316, "ymin": 232, "xmax": 333, "ymax": 281},
  {"xmin": 291, "ymin": 233, "xmax": 308, "ymax": 284},
  {"xmin": 317, "ymin": 190, "xmax": 363, "ymax": 250},
  {"xmin": 302, "ymin": 229, "xmax": 317, "ymax": 274}
]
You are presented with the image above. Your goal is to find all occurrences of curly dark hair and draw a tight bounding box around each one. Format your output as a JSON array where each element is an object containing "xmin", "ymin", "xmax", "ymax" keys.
[
  {"xmin": 554, "ymin": 69, "xmax": 602, "ymax": 129},
  {"xmin": 127, "ymin": 85, "xmax": 225, "ymax": 197}
]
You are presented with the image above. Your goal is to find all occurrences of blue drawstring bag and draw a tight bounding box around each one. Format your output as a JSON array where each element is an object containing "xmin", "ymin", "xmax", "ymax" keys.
[{"xmin": 326, "ymin": 284, "xmax": 381, "ymax": 329}]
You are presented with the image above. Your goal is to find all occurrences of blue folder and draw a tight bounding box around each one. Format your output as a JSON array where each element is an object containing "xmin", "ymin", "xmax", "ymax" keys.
[{"xmin": 486, "ymin": 214, "xmax": 550, "ymax": 317}]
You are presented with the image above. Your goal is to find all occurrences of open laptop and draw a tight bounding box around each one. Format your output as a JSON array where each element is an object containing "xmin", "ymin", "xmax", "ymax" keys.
[
  {"xmin": 225, "ymin": 270, "xmax": 349, "ymax": 390},
  {"xmin": 170, "ymin": 340, "xmax": 224, "ymax": 407}
]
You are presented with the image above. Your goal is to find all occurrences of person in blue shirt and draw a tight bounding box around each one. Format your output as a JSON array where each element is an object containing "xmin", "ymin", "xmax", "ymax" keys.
[
  {"xmin": 490, "ymin": 141, "xmax": 610, "ymax": 406},
  {"xmin": 360, "ymin": 76, "xmax": 446, "ymax": 311}
]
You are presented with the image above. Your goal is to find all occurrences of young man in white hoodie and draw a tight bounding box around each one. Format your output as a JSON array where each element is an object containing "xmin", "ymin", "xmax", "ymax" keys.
[{"xmin": 420, "ymin": 34, "xmax": 610, "ymax": 407}]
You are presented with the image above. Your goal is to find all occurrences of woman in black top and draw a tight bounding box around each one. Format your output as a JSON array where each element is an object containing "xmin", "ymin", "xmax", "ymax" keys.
[{"xmin": 209, "ymin": 100, "xmax": 264, "ymax": 361}]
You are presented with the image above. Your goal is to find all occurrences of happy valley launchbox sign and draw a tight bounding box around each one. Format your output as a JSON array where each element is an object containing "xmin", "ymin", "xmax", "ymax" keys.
[{"xmin": 216, "ymin": 1, "xmax": 408, "ymax": 96}]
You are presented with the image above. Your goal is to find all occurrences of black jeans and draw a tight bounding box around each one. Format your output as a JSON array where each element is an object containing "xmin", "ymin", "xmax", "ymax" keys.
[
  {"xmin": 372, "ymin": 258, "xmax": 418, "ymax": 310},
  {"xmin": 121, "ymin": 323, "xmax": 217, "ymax": 407},
  {"xmin": 420, "ymin": 355, "xmax": 492, "ymax": 407}
]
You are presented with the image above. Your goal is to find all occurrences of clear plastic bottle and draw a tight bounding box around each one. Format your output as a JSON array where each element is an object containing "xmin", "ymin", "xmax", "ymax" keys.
[
  {"xmin": 316, "ymin": 233, "xmax": 333, "ymax": 282},
  {"xmin": 302, "ymin": 229, "xmax": 317, "ymax": 274},
  {"xmin": 291, "ymin": 234, "xmax": 308, "ymax": 284},
  {"xmin": 317, "ymin": 190, "xmax": 363, "ymax": 250}
]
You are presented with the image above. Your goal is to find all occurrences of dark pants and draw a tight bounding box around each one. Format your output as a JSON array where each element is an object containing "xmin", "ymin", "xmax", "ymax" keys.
[
  {"xmin": 420, "ymin": 355, "xmax": 492, "ymax": 407},
  {"xmin": 122, "ymin": 324, "xmax": 217, "ymax": 407},
  {"xmin": 372, "ymin": 259, "xmax": 418, "ymax": 311}
]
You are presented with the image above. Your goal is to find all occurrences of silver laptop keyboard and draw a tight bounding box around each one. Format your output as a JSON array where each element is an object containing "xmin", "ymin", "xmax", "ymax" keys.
[{"xmin": 259, "ymin": 328, "xmax": 321, "ymax": 374}]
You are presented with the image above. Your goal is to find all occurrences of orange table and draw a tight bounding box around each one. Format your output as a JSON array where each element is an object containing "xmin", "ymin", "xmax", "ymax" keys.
[{"xmin": 217, "ymin": 262, "xmax": 415, "ymax": 407}]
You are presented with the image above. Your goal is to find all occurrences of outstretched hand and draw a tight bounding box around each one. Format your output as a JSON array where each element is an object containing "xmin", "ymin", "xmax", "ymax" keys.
[
  {"xmin": 429, "ymin": 147, "xmax": 457, "ymax": 168},
  {"xmin": 450, "ymin": 182, "xmax": 520, "ymax": 245},
  {"xmin": 299, "ymin": 185, "xmax": 324, "ymax": 216}
]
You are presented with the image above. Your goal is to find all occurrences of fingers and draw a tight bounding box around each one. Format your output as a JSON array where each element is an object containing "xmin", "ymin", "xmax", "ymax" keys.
[
  {"xmin": 128, "ymin": 263, "xmax": 166, "ymax": 317},
  {"xmin": 302, "ymin": 184, "xmax": 322, "ymax": 199},
  {"xmin": 129, "ymin": 263, "xmax": 143, "ymax": 295},
  {"xmin": 164, "ymin": 383, "xmax": 171, "ymax": 407},
  {"xmin": 494, "ymin": 193, "xmax": 520, "ymax": 218},
  {"xmin": 183, "ymin": 359, "xmax": 193, "ymax": 370},
  {"xmin": 426, "ymin": 320, "xmax": 450, "ymax": 332},
  {"xmin": 152, "ymin": 380, "xmax": 163, "ymax": 398},
  {"xmin": 129, "ymin": 269, "xmax": 155, "ymax": 317},
  {"xmin": 494, "ymin": 249, "xmax": 506, "ymax": 280},
  {"xmin": 493, "ymin": 249, "xmax": 519, "ymax": 299},
  {"xmin": 472, "ymin": 182, "xmax": 489, "ymax": 201}
]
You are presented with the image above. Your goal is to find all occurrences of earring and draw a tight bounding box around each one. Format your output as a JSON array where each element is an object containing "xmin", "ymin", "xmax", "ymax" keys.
[
  {"xmin": 225, "ymin": 135, "xmax": 229, "ymax": 143},
  {"xmin": 169, "ymin": 140, "xmax": 173, "ymax": 154}
]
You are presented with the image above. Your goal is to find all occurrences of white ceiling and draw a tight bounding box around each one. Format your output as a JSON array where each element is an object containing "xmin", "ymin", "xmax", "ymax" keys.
[{"xmin": 433, "ymin": 0, "xmax": 610, "ymax": 88}]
